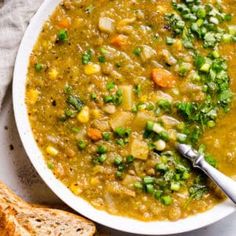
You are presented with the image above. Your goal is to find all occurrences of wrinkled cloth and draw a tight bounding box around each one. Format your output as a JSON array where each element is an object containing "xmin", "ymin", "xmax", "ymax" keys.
[{"xmin": 0, "ymin": 0, "xmax": 43, "ymax": 109}]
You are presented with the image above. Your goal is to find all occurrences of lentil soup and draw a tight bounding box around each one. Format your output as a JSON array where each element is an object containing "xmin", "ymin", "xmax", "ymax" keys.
[{"xmin": 26, "ymin": 0, "xmax": 236, "ymax": 221}]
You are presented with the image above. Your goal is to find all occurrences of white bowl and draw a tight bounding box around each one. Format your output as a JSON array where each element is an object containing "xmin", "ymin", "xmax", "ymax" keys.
[{"xmin": 13, "ymin": 0, "xmax": 236, "ymax": 234}]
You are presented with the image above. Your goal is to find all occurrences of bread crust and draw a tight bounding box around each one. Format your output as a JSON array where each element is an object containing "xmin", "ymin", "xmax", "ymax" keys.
[{"xmin": 0, "ymin": 181, "xmax": 96, "ymax": 236}]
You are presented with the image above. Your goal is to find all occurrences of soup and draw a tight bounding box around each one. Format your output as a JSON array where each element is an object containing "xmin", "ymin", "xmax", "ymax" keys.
[{"xmin": 26, "ymin": 0, "xmax": 236, "ymax": 221}]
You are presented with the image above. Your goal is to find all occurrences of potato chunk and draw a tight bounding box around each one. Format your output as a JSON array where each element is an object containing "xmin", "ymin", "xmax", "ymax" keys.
[
  {"xmin": 130, "ymin": 137, "xmax": 149, "ymax": 160},
  {"xmin": 110, "ymin": 111, "xmax": 134, "ymax": 130},
  {"xmin": 140, "ymin": 45, "xmax": 156, "ymax": 62},
  {"xmin": 99, "ymin": 17, "xmax": 114, "ymax": 33},
  {"xmin": 132, "ymin": 111, "xmax": 154, "ymax": 131}
]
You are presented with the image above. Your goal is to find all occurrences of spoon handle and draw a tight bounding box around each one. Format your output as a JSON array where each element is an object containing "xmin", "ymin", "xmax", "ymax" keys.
[{"xmin": 196, "ymin": 156, "xmax": 236, "ymax": 204}]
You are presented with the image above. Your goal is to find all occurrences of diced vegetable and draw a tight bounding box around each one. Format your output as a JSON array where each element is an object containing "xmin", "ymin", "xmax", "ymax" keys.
[
  {"xmin": 102, "ymin": 132, "xmax": 111, "ymax": 141},
  {"xmin": 77, "ymin": 106, "xmax": 90, "ymax": 123},
  {"xmin": 176, "ymin": 62, "xmax": 192, "ymax": 76},
  {"xmin": 97, "ymin": 145, "xmax": 108, "ymax": 154},
  {"xmin": 114, "ymin": 156, "xmax": 122, "ymax": 165},
  {"xmin": 84, "ymin": 63, "xmax": 101, "ymax": 75},
  {"xmin": 46, "ymin": 146, "xmax": 58, "ymax": 156},
  {"xmin": 170, "ymin": 182, "xmax": 180, "ymax": 191},
  {"xmin": 114, "ymin": 127, "xmax": 131, "ymax": 138},
  {"xmin": 87, "ymin": 128, "xmax": 102, "ymax": 141},
  {"xmin": 98, "ymin": 17, "xmax": 114, "ymax": 33},
  {"xmin": 77, "ymin": 140, "xmax": 87, "ymax": 150},
  {"xmin": 154, "ymin": 140, "xmax": 166, "ymax": 151},
  {"xmin": 103, "ymin": 89, "xmax": 122, "ymax": 106},
  {"xmin": 126, "ymin": 155, "xmax": 134, "ymax": 163},
  {"xmin": 156, "ymin": 163, "xmax": 168, "ymax": 172},
  {"xmin": 143, "ymin": 176, "xmax": 155, "ymax": 184},
  {"xmin": 146, "ymin": 121, "xmax": 165, "ymax": 134},
  {"xmin": 161, "ymin": 49, "xmax": 177, "ymax": 65},
  {"xmin": 177, "ymin": 133, "xmax": 187, "ymax": 143},
  {"xmin": 110, "ymin": 111, "xmax": 134, "ymax": 130},
  {"xmin": 207, "ymin": 120, "xmax": 216, "ymax": 128},
  {"xmin": 58, "ymin": 18, "xmax": 71, "ymax": 28},
  {"xmin": 161, "ymin": 195, "xmax": 172, "ymax": 205},
  {"xmin": 166, "ymin": 37, "xmax": 175, "ymax": 45},
  {"xmin": 200, "ymin": 60, "xmax": 211, "ymax": 72},
  {"xmin": 132, "ymin": 112, "xmax": 154, "ymax": 131},
  {"xmin": 122, "ymin": 174, "xmax": 137, "ymax": 188},
  {"xmin": 35, "ymin": 63, "xmax": 43, "ymax": 72},
  {"xmin": 111, "ymin": 35, "xmax": 128, "ymax": 47},
  {"xmin": 158, "ymin": 100, "xmax": 172, "ymax": 113},
  {"xmin": 57, "ymin": 29, "xmax": 68, "ymax": 42},
  {"xmin": 82, "ymin": 49, "xmax": 92, "ymax": 65},
  {"xmin": 96, "ymin": 154, "xmax": 107, "ymax": 163},
  {"xmin": 103, "ymin": 104, "xmax": 116, "ymax": 114},
  {"xmin": 106, "ymin": 81, "xmax": 115, "ymax": 91},
  {"xmin": 67, "ymin": 95, "xmax": 83, "ymax": 112},
  {"xmin": 119, "ymin": 85, "xmax": 133, "ymax": 111},
  {"xmin": 90, "ymin": 93, "xmax": 97, "ymax": 101},
  {"xmin": 91, "ymin": 109, "xmax": 102, "ymax": 119},
  {"xmin": 146, "ymin": 184, "xmax": 154, "ymax": 194},
  {"xmin": 140, "ymin": 45, "xmax": 156, "ymax": 62},
  {"xmin": 151, "ymin": 68, "xmax": 176, "ymax": 88},
  {"xmin": 130, "ymin": 137, "xmax": 149, "ymax": 160},
  {"xmin": 133, "ymin": 47, "xmax": 142, "ymax": 56}
]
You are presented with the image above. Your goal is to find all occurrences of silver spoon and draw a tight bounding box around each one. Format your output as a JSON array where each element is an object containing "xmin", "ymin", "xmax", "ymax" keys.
[{"xmin": 177, "ymin": 143, "xmax": 236, "ymax": 204}]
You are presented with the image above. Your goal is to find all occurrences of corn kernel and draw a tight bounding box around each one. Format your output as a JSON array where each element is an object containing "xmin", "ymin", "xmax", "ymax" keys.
[
  {"xmin": 140, "ymin": 95, "xmax": 147, "ymax": 103},
  {"xmin": 90, "ymin": 177, "xmax": 100, "ymax": 186},
  {"xmin": 174, "ymin": 39, "xmax": 183, "ymax": 51},
  {"xmin": 70, "ymin": 183, "xmax": 82, "ymax": 195},
  {"xmin": 91, "ymin": 109, "xmax": 102, "ymax": 119},
  {"xmin": 48, "ymin": 68, "xmax": 59, "ymax": 80},
  {"xmin": 77, "ymin": 106, "xmax": 90, "ymax": 123},
  {"xmin": 27, "ymin": 89, "xmax": 40, "ymax": 105},
  {"xmin": 46, "ymin": 146, "xmax": 58, "ymax": 156},
  {"xmin": 84, "ymin": 63, "xmax": 101, "ymax": 75}
]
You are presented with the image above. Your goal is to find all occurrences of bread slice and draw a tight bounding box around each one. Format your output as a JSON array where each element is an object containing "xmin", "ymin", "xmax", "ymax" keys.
[{"xmin": 0, "ymin": 181, "xmax": 96, "ymax": 236}]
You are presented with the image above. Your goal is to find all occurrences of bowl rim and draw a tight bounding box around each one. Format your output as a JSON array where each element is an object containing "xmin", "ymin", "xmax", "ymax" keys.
[{"xmin": 12, "ymin": 0, "xmax": 236, "ymax": 234}]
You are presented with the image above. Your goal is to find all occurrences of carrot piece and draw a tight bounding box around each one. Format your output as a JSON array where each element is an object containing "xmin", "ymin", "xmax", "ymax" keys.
[
  {"xmin": 58, "ymin": 18, "xmax": 71, "ymax": 28},
  {"xmin": 111, "ymin": 35, "xmax": 128, "ymax": 47},
  {"xmin": 151, "ymin": 68, "xmax": 176, "ymax": 88},
  {"xmin": 87, "ymin": 128, "xmax": 102, "ymax": 141}
]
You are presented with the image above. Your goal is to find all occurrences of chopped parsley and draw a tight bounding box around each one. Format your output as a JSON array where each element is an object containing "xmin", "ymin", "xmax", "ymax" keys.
[{"xmin": 166, "ymin": 0, "xmax": 236, "ymax": 48}]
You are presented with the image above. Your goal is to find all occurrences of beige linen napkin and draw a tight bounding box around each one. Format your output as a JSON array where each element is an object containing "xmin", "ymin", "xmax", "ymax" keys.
[{"xmin": 0, "ymin": 0, "xmax": 43, "ymax": 109}]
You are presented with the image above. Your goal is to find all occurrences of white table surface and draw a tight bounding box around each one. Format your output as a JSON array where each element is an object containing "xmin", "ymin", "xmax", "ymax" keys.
[{"xmin": 0, "ymin": 88, "xmax": 236, "ymax": 236}]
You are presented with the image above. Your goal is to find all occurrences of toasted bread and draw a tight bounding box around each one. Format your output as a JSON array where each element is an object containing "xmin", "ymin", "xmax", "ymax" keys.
[{"xmin": 0, "ymin": 181, "xmax": 96, "ymax": 236}]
